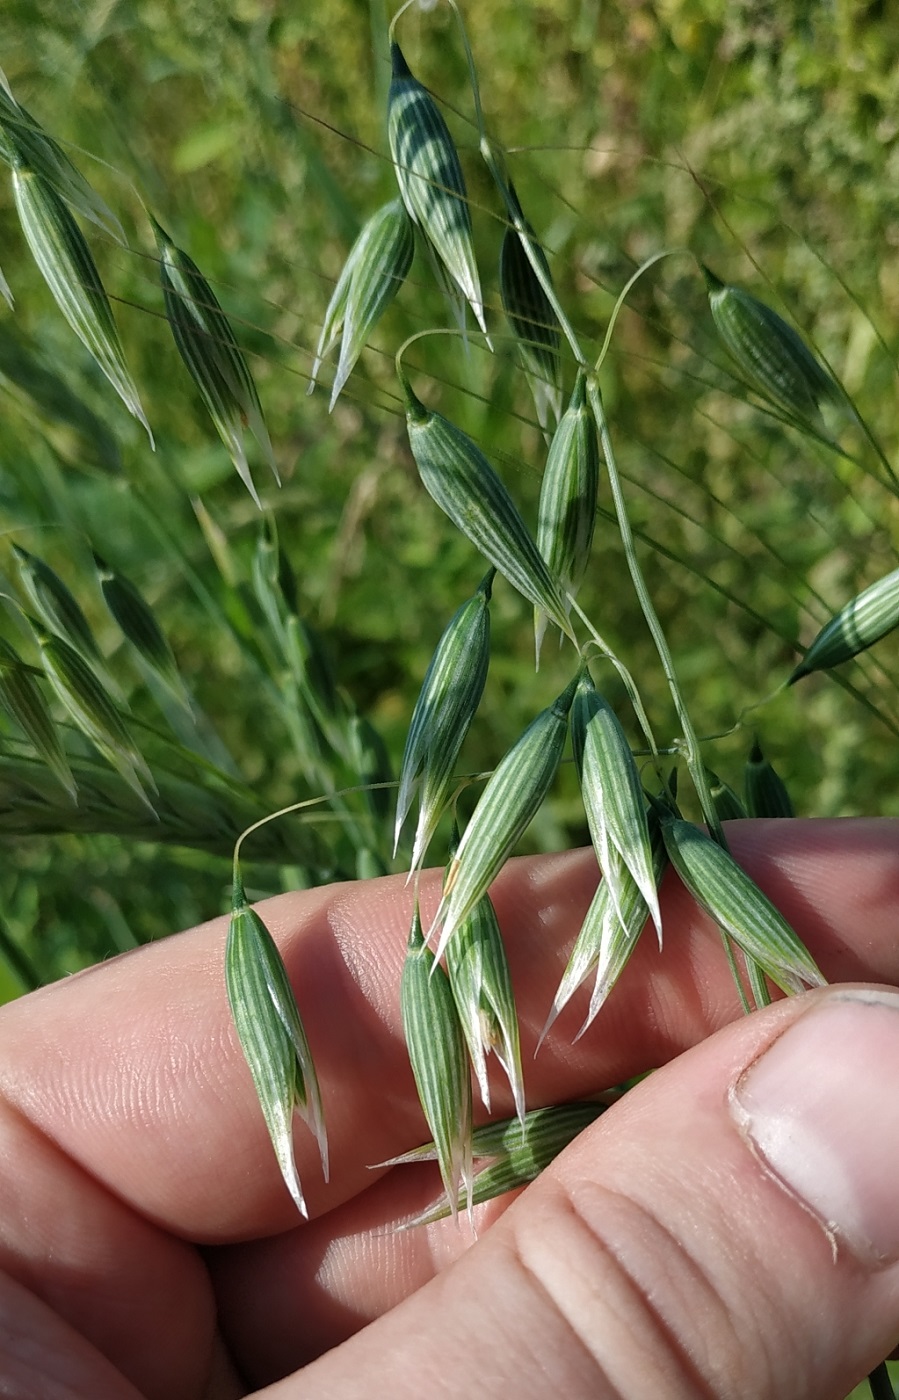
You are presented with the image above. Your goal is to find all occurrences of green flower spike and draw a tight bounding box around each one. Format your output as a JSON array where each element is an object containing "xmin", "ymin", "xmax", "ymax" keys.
[{"xmin": 225, "ymin": 868, "xmax": 328, "ymax": 1219}]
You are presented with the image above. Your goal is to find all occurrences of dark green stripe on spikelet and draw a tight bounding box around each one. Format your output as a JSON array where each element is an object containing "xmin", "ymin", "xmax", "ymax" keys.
[
  {"xmin": 703, "ymin": 265, "xmax": 840, "ymax": 430},
  {"xmin": 0, "ymin": 74, "xmax": 124, "ymax": 241},
  {"xmin": 744, "ymin": 739, "xmax": 794, "ymax": 818},
  {"xmin": 789, "ymin": 564, "xmax": 899, "ymax": 682},
  {"xmin": 11, "ymin": 164, "xmax": 150, "ymax": 439},
  {"xmin": 401, "ymin": 901, "xmax": 472, "ymax": 1221},
  {"xmin": 660, "ymin": 815, "xmax": 824, "ymax": 994},
  {"xmin": 499, "ymin": 183, "xmax": 561, "ymax": 422},
  {"xmin": 0, "ymin": 635, "xmax": 76, "ymax": 801},
  {"xmin": 152, "ymin": 216, "xmax": 277, "ymax": 507},
  {"xmin": 32, "ymin": 623, "xmax": 156, "ymax": 812},
  {"xmin": 393, "ymin": 1101, "xmax": 605, "ymax": 1228},
  {"xmin": 93, "ymin": 553, "xmax": 183, "ymax": 699},
  {"xmin": 535, "ymin": 371, "xmax": 599, "ymax": 659},
  {"xmin": 431, "ymin": 674, "xmax": 577, "ymax": 963},
  {"xmin": 445, "ymin": 890, "xmax": 524, "ymax": 1122},
  {"xmin": 309, "ymin": 199, "xmax": 414, "ymax": 408},
  {"xmin": 226, "ymin": 870, "xmax": 328, "ymax": 1218},
  {"xmin": 13, "ymin": 545, "xmax": 104, "ymax": 671},
  {"xmin": 387, "ymin": 41, "xmax": 487, "ymax": 339},
  {"xmin": 403, "ymin": 382, "xmax": 571, "ymax": 635},
  {"xmin": 395, "ymin": 570, "xmax": 493, "ymax": 871},
  {"xmin": 705, "ymin": 768, "xmax": 747, "ymax": 822}
]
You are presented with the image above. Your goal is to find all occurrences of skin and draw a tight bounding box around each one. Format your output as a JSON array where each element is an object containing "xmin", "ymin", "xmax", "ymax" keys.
[{"xmin": 0, "ymin": 817, "xmax": 897, "ymax": 1399}]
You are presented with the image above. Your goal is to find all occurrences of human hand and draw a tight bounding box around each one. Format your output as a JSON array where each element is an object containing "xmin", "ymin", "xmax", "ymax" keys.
[{"xmin": 0, "ymin": 818, "xmax": 898, "ymax": 1399}]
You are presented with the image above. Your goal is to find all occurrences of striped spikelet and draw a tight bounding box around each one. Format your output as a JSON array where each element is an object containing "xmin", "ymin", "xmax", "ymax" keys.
[
  {"xmin": 32, "ymin": 623, "xmax": 157, "ymax": 813},
  {"xmin": 744, "ymin": 739, "xmax": 794, "ymax": 818},
  {"xmin": 499, "ymin": 183, "xmax": 562, "ymax": 425},
  {"xmin": 11, "ymin": 161, "xmax": 150, "ymax": 439},
  {"xmin": 430, "ymin": 674, "xmax": 577, "ymax": 963},
  {"xmin": 394, "ymin": 571, "xmax": 493, "ymax": 873},
  {"xmin": 660, "ymin": 815, "xmax": 824, "ymax": 994},
  {"xmin": 0, "ymin": 635, "xmax": 77, "ymax": 802},
  {"xmin": 535, "ymin": 372, "xmax": 599, "ymax": 661},
  {"xmin": 309, "ymin": 199, "xmax": 414, "ymax": 408},
  {"xmin": 445, "ymin": 889, "xmax": 524, "ymax": 1122},
  {"xmin": 0, "ymin": 69, "xmax": 124, "ymax": 242},
  {"xmin": 789, "ymin": 564, "xmax": 899, "ymax": 682},
  {"xmin": 390, "ymin": 1102, "xmax": 605, "ymax": 1229},
  {"xmin": 388, "ymin": 42, "xmax": 488, "ymax": 341},
  {"xmin": 401, "ymin": 902, "xmax": 472, "ymax": 1221},
  {"xmin": 226, "ymin": 870, "xmax": 328, "ymax": 1219},
  {"xmin": 703, "ymin": 265, "xmax": 841, "ymax": 432},
  {"xmin": 402, "ymin": 377, "xmax": 571, "ymax": 635},
  {"xmin": 152, "ymin": 216, "xmax": 278, "ymax": 507}
]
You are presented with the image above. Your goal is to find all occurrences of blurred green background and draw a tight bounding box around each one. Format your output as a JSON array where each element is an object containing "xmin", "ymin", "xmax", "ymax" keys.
[{"xmin": 0, "ymin": 0, "xmax": 896, "ymax": 1004}]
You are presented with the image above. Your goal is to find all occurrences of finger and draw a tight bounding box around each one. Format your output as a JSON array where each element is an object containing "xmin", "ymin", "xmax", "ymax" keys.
[
  {"xmin": 0, "ymin": 819, "xmax": 897, "ymax": 1243},
  {"xmin": 259, "ymin": 984, "xmax": 899, "ymax": 1400},
  {"xmin": 0, "ymin": 1269, "xmax": 145, "ymax": 1400},
  {"xmin": 209, "ymin": 815, "xmax": 899, "ymax": 1380}
]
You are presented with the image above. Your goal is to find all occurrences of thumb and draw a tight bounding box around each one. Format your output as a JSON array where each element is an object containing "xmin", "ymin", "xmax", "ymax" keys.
[{"xmin": 275, "ymin": 985, "xmax": 899, "ymax": 1400}]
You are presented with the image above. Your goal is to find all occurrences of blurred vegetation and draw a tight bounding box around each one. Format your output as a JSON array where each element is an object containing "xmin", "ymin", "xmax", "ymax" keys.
[{"xmin": 0, "ymin": 0, "xmax": 897, "ymax": 995}]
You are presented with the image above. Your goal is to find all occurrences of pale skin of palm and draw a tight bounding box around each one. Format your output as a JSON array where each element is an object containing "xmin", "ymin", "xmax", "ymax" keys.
[{"xmin": 0, "ymin": 818, "xmax": 898, "ymax": 1400}]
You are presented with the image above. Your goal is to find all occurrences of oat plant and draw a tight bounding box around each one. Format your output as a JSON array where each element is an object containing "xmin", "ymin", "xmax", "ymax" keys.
[{"xmin": 1, "ymin": 9, "xmax": 897, "ymax": 1396}]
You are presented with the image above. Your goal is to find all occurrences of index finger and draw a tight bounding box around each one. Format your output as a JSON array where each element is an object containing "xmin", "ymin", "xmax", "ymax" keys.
[{"xmin": 0, "ymin": 818, "xmax": 896, "ymax": 1242}]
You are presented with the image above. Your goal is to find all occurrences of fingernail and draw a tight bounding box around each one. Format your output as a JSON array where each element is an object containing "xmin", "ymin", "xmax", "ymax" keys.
[{"xmin": 732, "ymin": 988, "xmax": 899, "ymax": 1264}]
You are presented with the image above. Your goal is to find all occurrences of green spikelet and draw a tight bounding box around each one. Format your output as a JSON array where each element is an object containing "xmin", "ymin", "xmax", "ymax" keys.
[
  {"xmin": 388, "ymin": 42, "xmax": 488, "ymax": 341},
  {"xmin": 703, "ymin": 265, "xmax": 840, "ymax": 432}
]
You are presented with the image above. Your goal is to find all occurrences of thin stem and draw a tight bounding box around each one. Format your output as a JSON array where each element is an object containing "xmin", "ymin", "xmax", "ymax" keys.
[
  {"xmin": 446, "ymin": 0, "xmax": 484, "ymax": 146},
  {"xmin": 387, "ymin": 0, "xmax": 419, "ymax": 43},
  {"xmin": 233, "ymin": 779, "xmax": 399, "ymax": 869},
  {"xmin": 593, "ymin": 250, "xmax": 682, "ymax": 374},
  {"xmin": 445, "ymin": 0, "xmax": 585, "ymax": 365},
  {"xmin": 482, "ymin": 137, "xmax": 585, "ymax": 365},
  {"xmin": 584, "ymin": 376, "xmax": 726, "ymax": 846},
  {"xmin": 567, "ymin": 597, "xmax": 661, "ymax": 767},
  {"xmin": 868, "ymin": 1362, "xmax": 896, "ymax": 1400}
]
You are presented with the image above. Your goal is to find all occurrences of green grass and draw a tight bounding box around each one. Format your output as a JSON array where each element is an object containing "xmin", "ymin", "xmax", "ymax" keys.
[
  {"xmin": 0, "ymin": 5, "xmax": 896, "ymax": 1394},
  {"xmin": 0, "ymin": 0, "xmax": 895, "ymax": 981}
]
